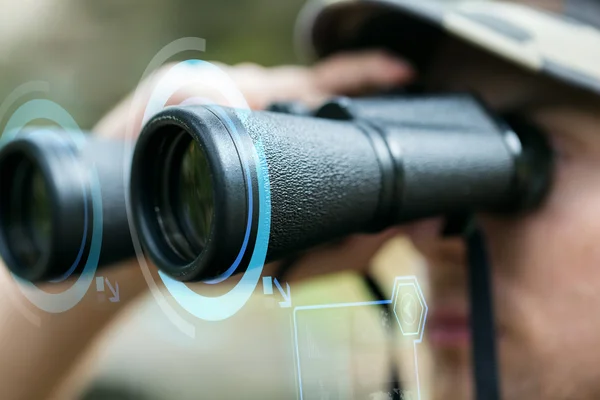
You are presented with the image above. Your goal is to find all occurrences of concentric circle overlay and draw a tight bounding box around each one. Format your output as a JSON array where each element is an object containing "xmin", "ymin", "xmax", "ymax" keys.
[
  {"xmin": 131, "ymin": 54, "xmax": 271, "ymax": 324},
  {"xmin": 0, "ymin": 99, "xmax": 103, "ymax": 313}
]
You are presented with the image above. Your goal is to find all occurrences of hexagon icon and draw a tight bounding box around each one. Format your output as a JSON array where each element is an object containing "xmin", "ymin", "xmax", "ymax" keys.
[{"xmin": 392, "ymin": 278, "xmax": 427, "ymax": 337}]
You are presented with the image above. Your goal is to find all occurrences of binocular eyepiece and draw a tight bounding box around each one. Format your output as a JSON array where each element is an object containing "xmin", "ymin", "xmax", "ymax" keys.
[{"xmin": 0, "ymin": 94, "xmax": 553, "ymax": 283}]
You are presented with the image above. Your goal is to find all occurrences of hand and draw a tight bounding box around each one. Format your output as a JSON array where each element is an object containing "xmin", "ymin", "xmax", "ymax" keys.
[
  {"xmin": 94, "ymin": 50, "xmax": 414, "ymax": 137},
  {"xmin": 94, "ymin": 49, "xmax": 414, "ymax": 280},
  {"xmin": 0, "ymin": 50, "xmax": 414, "ymax": 400}
]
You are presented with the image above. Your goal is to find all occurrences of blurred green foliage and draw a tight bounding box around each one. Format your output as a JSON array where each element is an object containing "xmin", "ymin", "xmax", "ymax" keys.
[{"xmin": 0, "ymin": 0, "xmax": 306, "ymax": 129}]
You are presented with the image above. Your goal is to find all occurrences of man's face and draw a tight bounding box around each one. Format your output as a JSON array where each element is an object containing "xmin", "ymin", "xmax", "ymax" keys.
[{"xmin": 414, "ymin": 38, "xmax": 600, "ymax": 400}]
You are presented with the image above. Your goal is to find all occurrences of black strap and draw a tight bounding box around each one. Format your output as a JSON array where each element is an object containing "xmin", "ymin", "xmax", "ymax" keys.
[
  {"xmin": 363, "ymin": 273, "xmax": 404, "ymax": 399},
  {"xmin": 466, "ymin": 224, "xmax": 501, "ymax": 400}
]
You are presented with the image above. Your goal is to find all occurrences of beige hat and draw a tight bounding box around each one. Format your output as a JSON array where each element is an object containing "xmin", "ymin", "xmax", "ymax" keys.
[{"xmin": 297, "ymin": 0, "xmax": 600, "ymax": 96}]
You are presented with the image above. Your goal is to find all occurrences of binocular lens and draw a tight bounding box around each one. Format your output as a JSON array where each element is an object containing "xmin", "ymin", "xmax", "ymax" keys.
[
  {"xmin": 4, "ymin": 158, "xmax": 52, "ymax": 270},
  {"xmin": 155, "ymin": 130, "xmax": 215, "ymax": 264},
  {"xmin": 28, "ymin": 168, "xmax": 52, "ymax": 250},
  {"xmin": 179, "ymin": 140, "xmax": 214, "ymax": 251}
]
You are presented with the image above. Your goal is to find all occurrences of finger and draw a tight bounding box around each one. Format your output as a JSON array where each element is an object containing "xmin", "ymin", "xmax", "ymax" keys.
[
  {"xmin": 311, "ymin": 49, "xmax": 415, "ymax": 96},
  {"xmin": 224, "ymin": 51, "xmax": 415, "ymax": 109},
  {"xmin": 218, "ymin": 63, "xmax": 317, "ymax": 109},
  {"xmin": 194, "ymin": 51, "xmax": 415, "ymax": 109},
  {"xmin": 278, "ymin": 228, "xmax": 402, "ymax": 282},
  {"xmin": 93, "ymin": 61, "xmax": 269, "ymax": 138},
  {"xmin": 94, "ymin": 51, "xmax": 415, "ymax": 138}
]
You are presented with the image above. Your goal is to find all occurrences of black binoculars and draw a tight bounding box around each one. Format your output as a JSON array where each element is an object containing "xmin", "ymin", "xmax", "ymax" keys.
[{"xmin": 0, "ymin": 94, "xmax": 553, "ymax": 283}]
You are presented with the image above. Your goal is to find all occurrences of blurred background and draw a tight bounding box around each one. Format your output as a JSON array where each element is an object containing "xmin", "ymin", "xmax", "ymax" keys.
[{"xmin": 0, "ymin": 0, "xmax": 306, "ymax": 129}]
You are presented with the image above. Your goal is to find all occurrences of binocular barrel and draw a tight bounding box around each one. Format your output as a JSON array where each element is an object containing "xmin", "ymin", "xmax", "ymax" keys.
[
  {"xmin": 0, "ymin": 131, "xmax": 134, "ymax": 282},
  {"xmin": 130, "ymin": 95, "xmax": 552, "ymax": 282}
]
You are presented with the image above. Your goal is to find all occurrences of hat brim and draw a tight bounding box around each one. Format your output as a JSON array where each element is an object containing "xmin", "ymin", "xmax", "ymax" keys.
[{"xmin": 295, "ymin": 0, "xmax": 600, "ymax": 96}]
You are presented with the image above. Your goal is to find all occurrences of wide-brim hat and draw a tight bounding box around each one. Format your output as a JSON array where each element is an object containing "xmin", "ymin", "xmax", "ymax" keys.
[{"xmin": 296, "ymin": 0, "xmax": 600, "ymax": 96}]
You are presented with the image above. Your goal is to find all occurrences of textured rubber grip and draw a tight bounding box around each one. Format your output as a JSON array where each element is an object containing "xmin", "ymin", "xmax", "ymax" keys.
[{"xmin": 239, "ymin": 110, "xmax": 384, "ymax": 261}]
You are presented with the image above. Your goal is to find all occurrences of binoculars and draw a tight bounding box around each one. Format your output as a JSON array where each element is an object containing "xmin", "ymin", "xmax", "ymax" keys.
[{"xmin": 0, "ymin": 94, "xmax": 553, "ymax": 283}]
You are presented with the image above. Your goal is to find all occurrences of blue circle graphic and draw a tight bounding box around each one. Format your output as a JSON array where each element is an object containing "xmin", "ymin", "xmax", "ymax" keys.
[
  {"xmin": 0, "ymin": 99, "xmax": 104, "ymax": 313},
  {"xmin": 158, "ymin": 106, "xmax": 271, "ymax": 321},
  {"xmin": 201, "ymin": 106, "xmax": 254, "ymax": 285},
  {"xmin": 140, "ymin": 60, "xmax": 271, "ymax": 321}
]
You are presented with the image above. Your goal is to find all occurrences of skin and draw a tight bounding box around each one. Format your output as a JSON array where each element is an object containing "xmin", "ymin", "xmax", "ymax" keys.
[{"xmin": 412, "ymin": 37, "xmax": 600, "ymax": 400}]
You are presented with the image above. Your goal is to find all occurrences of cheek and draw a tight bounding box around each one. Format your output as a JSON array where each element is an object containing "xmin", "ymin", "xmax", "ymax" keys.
[{"xmin": 483, "ymin": 159, "xmax": 600, "ymax": 362}]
